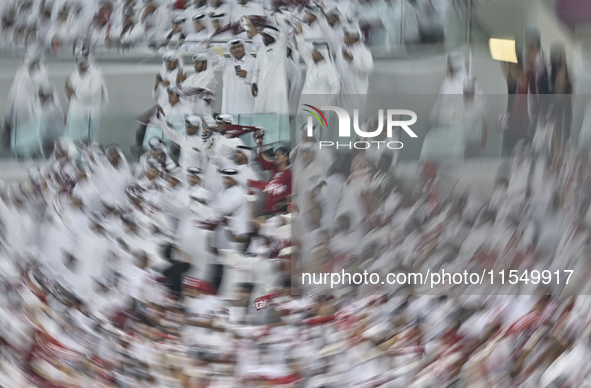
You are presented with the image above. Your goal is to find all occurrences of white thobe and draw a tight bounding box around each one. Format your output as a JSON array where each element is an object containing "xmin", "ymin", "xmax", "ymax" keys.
[
  {"xmin": 221, "ymin": 53, "xmax": 256, "ymax": 115},
  {"xmin": 295, "ymin": 34, "xmax": 341, "ymax": 107},
  {"xmin": 210, "ymin": 184, "xmax": 249, "ymax": 250},
  {"xmin": 177, "ymin": 203, "xmax": 215, "ymax": 278},
  {"xmin": 94, "ymin": 161, "xmax": 135, "ymax": 206},
  {"xmin": 182, "ymin": 29, "xmax": 209, "ymax": 51},
  {"xmin": 319, "ymin": 16, "xmax": 374, "ymax": 113},
  {"xmin": 143, "ymin": 99, "xmax": 194, "ymax": 148},
  {"xmin": 66, "ymin": 66, "xmax": 108, "ymax": 142},
  {"xmin": 252, "ymin": 40, "xmax": 290, "ymax": 114},
  {"xmin": 181, "ymin": 68, "xmax": 217, "ymax": 126},
  {"xmin": 158, "ymin": 120, "xmax": 206, "ymax": 172},
  {"xmin": 153, "ymin": 67, "xmax": 183, "ymax": 106},
  {"xmin": 5, "ymin": 62, "xmax": 48, "ymax": 157},
  {"xmin": 180, "ymin": 5, "xmax": 209, "ymax": 34}
]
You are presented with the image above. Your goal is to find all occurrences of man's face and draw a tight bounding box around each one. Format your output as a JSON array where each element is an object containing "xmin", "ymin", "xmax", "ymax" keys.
[
  {"xmin": 230, "ymin": 44, "xmax": 245, "ymax": 60},
  {"xmin": 274, "ymin": 150, "xmax": 288, "ymax": 166},
  {"xmin": 108, "ymin": 152, "xmax": 120, "ymax": 166},
  {"xmin": 136, "ymin": 254, "xmax": 149, "ymax": 268},
  {"xmin": 235, "ymin": 285, "xmax": 251, "ymax": 303},
  {"xmin": 238, "ymin": 0, "xmax": 248, "ymax": 4},
  {"xmin": 312, "ymin": 49, "xmax": 324, "ymax": 63},
  {"xmin": 222, "ymin": 176, "xmax": 236, "ymax": 189},
  {"xmin": 194, "ymin": 21, "xmax": 205, "ymax": 31},
  {"xmin": 344, "ymin": 32, "xmax": 358, "ymax": 46},
  {"xmin": 212, "ymin": 19, "xmax": 221, "ymax": 30},
  {"xmin": 194, "ymin": 60, "xmax": 206, "ymax": 72},
  {"xmin": 168, "ymin": 92, "xmax": 180, "ymax": 105},
  {"xmin": 327, "ymin": 13, "xmax": 338, "ymax": 26},
  {"xmin": 146, "ymin": 166, "xmax": 159, "ymax": 180},
  {"xmin": 306, "ymin": 11, "xmax": 317, "ymax": 24},
  {"xmin": 77, "ymin": 62, "xmax": 89, "ymax": 73},
  {"xmin": 187, "ymin": 175, "xmax": 201, "ymax": 186},
  {"xmin": 186, "ymin": 124, "xmax": 199, "ymax": 136},
  {"xmin": 167, "ymin": 176, "xmax": 180, "ymax": 187},
  {"xmin": 165, "ymin": 59, "xmax": 177, "ymax": 71},
  {"xmin": 234, "ymin": 150, "xmax": 247, "ymax": 165},
  {"xmin": 58, "ymin": 12, "xmax": 68, "ymax": 22},
  {"xmin": 262, "ymin": 33, "xmax": 275, "ymax": 47}
]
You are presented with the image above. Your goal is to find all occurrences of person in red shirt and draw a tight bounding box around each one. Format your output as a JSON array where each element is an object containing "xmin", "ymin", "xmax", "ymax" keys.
[{"xmin": 247, "ymin": 129, "xmax": 291, "ymax": 216}]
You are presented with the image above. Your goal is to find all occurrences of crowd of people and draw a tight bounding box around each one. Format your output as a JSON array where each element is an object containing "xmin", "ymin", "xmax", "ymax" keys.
[
  {"xmin": 3, "ymin": 0, "xmax": 380, "ymax": 158},
  {"xmin": 0, "ymin": 0, "xmax": 470, "ymax": 52},
  {"xmin": 1, "ymin": 103, "xmax": 591, "ymax": 386},
  {"xmin": 3, "ymin": 1, "xmax": 591, "ymax": 387}
]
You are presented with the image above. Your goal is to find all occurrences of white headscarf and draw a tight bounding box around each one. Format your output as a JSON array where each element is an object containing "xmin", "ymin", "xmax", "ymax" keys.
[
  {"xmin": 4, "ymin": 47, "xmax": 47, "ymax": 126},
  {"xmin": 161, "ymin": 50, "xmax": 184, "ymax": 75}
]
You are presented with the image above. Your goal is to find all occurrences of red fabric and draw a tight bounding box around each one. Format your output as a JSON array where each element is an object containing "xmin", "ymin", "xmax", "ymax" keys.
[
  {"xmin": 304, "ymin": 316, "xmax": 336, "ymax": 325},
  {"xmin": 220, "ymin": 124, "xmax": 260, "ymax": 138},
  {"xmin": 268, "ymin": 374, "xmax": 300, "ymax": 385},
  {"xmin": 182, "ymin": 277, "xmax": 215, "ymax": 294},
  {"xmin": 173, "ymin": 0, "xmax": 187, "ymax": 10},
  {"xmin": 250, "ymin": 153, "xmax": 291, "ymax": 214}
]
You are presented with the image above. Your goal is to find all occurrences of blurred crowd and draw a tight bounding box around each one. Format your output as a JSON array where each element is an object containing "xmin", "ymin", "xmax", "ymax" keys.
[
  {"xmin": 422, "ymin": 28, "xmax": 575, "ymax": 160},
  {"xmin": 0, "ymin": 0, "xmax": 473, "ymax": 52},
  {"xmin": 0, "ymin": 101, "xmax": 591, "ymax": 387},
  {"xmin": 3, "ymin": 1, "xmax": 591, "ymax": 388}
]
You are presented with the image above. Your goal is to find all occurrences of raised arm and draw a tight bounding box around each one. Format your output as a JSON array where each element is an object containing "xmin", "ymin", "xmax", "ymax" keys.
[
  {"xmin": 294, "ymin": 27, "xmax": 313, "ymax": 66},
  {"xmin": 207, "ymin": 46, "xmax": 226, "ymax": 72},
  {"xmin": 155, "ymin": 114, "xmax": 185, "ymax": 145},
  {"xmin": 317, "ymin": 13, "xmax": 340, "ymax": 54}
]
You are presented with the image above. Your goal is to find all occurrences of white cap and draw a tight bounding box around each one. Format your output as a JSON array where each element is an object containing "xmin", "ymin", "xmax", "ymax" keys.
[
  {"xmin": 185, "ymin": 115, "xmax": 203, "ymax": 127},
  {"xmin": 192, "ymin": 53, "xmax": 208, "ymax": 62},
  {"xmin": 215, "ymin": 114, "xmax": 233, "ymax": 124},
  {"xmin": 262, "ymin": 25, "xmax": 280, "ymax": 40}
]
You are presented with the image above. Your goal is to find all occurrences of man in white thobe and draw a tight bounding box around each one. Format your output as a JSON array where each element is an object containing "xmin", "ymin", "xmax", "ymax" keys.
[
  {"xmin": 300, "ymin": 5, "xmax": 324, "ymax": 41},
  {"xmin": 177, "ymin": 190, "xmax": 215, "ymax": 280},
  {"xmin": 185, "ymin": 166, "xmax": 211, "ymax": 201},
  {"xmin": 251, "ymin": 25, "xmax": 290, "ymax": 114},
  {"xmin": 153, "ymin": 51, "xmax": 184, "ymax": 107},
  {"xmin": 151, "ymin": 114, "xmax": 206, "ymax": 174},
  {"xmin": 65, "ymin": 53, "xmax": 108, "ymax": 142},
  {"xmin": 295, "ymin": 27, "xmax": 341, "ymax": 108},
  {"xmin": 219, "ymin": 39, "xmax": 256, "ymax": 115},
  {"xmin": 4, "ymin": 48, "xmax": 48, "ymax": 158},
  {"xmin": 180, "ymin": 0, "xmax": 208, "ymax": 35},
  {"xmin": 143, "ymin": 86, "xmax": 193, "ymax": 149},
  {"xmin": 179, "ymin": 53, "xmax": 218, "ymax": 126},
  {"xmin": 225, "ymin": 144, "xmax": 258, "ymax": 189},
  {"xmin": 181, "ymin": 13, "xmax": 209, "ymax": 51},
  {"xmin": 210, "ymin": 168, "xmax": 250, "ymax": 252},
  {"xmin": 318, "ymin": 17, "xmax": 374, "ymax": 114}
]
